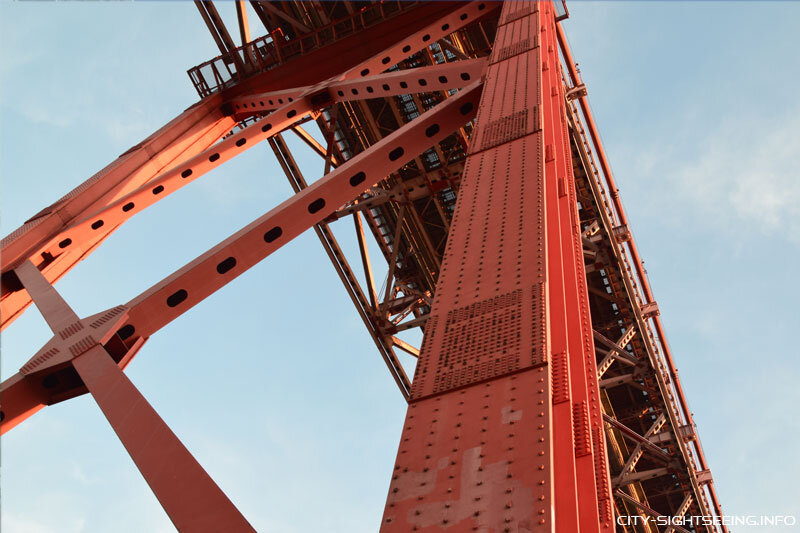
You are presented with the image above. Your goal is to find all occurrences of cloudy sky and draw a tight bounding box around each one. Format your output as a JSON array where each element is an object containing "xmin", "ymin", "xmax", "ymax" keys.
[{"xmin": 1, "ymin": 1, "xmax": 798, "ymax": 532}]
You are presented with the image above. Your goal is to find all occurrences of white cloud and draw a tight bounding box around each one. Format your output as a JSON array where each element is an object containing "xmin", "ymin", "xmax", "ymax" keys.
[
  {"xmin": 2, "ymin": 510, "xmax": 86, "ymax": 533},
  {"xmin": 670, "ymin": 107, "xmax": 800, "ymax": 241},
  {"xmin": 1, "ymin": 513, "xmax": 59, "ymax": 533}
]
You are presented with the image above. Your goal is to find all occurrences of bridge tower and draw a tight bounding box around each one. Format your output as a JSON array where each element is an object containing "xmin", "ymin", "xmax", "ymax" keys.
[{"xmin": 1, "ymin": 2, "xmax": 726, "ymax": 531}]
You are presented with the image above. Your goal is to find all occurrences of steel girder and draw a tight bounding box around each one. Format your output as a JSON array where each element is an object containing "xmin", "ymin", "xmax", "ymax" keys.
[
  {"xmin": 0, "ymin": 3, "xmax": 496, "ymax": 527},
  {"xmin": 0, "ymin": 1, "xmax": 728, "ymax": 531}
]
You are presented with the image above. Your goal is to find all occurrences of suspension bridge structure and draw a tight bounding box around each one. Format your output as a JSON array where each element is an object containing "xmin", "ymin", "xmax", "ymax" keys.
[{"xmin": 1, "ymin": 1, "xmax": 726, "ymax": 531}]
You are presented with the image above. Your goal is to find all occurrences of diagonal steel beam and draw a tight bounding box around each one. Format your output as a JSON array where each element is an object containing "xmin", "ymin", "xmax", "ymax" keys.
[
  {"xmin": 614, "ymin": 468, "xmax": 670, "ymax": 488},
  {"xmin": 353, "ymin": 211, "xmax": 379, "ymax": 310},
  {"xmin": 230, "ymin": 57, "xmax": 488, "ymax": 117},
  {"xmin": 289, "ymin": 124, "xmax": 340, "ymax": 166},
  {"xmin": 614, "ymin": 414, "xmax": 668, "ymax": 486},
  {"xmin": 195, "ymin": 0, "xmax": 241, "ymax": 58},
  {"xmin": 269, "ymin": 134, "xmax": 411, "ymax": 398},
  {"xmin": 381, "ymin": 206, "xmax": 406, "ymax": 308},
  {"xmin": 1, "ymin": 98, "xmax": 234, "ymax": 331},
  {"xmin": 10, "ymin": 259, "xmax": 254, "ymax": 531},
  {"xmin": 1, "ymin": 2, "xmax": 494, "ymax": 334},
  {"xmin": 558, "ymin": 19, "xmax": 726, "ymax": 526},
  {"xmin": 259, "ymin": 1, "xmax": 311, "ymax": 34},
  {"xmin": 121, "ymin": 83, "xmax": 480, "ymax": 361},
  {"xmin": 24, "ymin": 97, "xmax": 314, "ymax": 268},
  {"xmin": 1, "ymin": 80, "xmax": 481, "ymax": 429},
  {"xmin": 224, "ymin": 1, "xmax": 498, "ymax": 99},
  {"xmin": 390, "ymin": 336, "xmax": 420, "ymax": 358},
  {"xmin": 665, "ymin": 494, "xmax": 694, "ymax": 533},
  {"xmin": 73, "ymin": 345, "xmax": 256, "ymax": 532},
  {"xmin": 603, "ymin": 414, "xmax": 673, "ymax": 463},
  {"xmin": 4, "ymin": 3, "xmax": 494, "ymax": 331},
  {"xmin": 614, "ymin": 490, "xmax": 693, "ymax": 533},
  {"xmin": 594, "ymin": 327, "xmax": 639, "ymax": 365}
]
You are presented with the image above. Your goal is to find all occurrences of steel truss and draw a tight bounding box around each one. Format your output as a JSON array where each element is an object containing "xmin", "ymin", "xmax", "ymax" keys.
[{"xmin": 1, "ymin": 1, "xmax": 726, "ymax": 531}]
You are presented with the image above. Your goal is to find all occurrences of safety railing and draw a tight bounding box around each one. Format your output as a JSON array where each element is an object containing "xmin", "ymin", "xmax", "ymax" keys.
[{"xmin": 187, "ymin": 1, "xmax": 419, "ymax": 98}]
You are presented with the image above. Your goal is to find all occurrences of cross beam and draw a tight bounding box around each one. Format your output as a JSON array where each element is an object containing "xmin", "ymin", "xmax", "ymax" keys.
[{"xmin": 0, "ymin": 80, "xmax": 482, "ymax": 433}]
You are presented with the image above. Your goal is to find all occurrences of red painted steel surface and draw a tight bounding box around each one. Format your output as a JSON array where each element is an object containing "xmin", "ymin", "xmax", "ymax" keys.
[
  {"xmin": 383, "ymin": 371, "xmax": 551, "ymax": 531},
  {"xmin": 0, "ymin": 81, "xmax": 482, "ymax": 435},
  {"xmin": 120, "ymin": 82, "xmax": 481, "ymax": 340},
  {"xmin": 381, "ymin": 3, "xmax": 609, "ymax": 530},
  {"xmin": 0, "ymin": 97, "xmax": 235, "ymax": 331},
  {"xmin": 11, "ymin": 259, "xmax": 254, "ymax": 531},
  {"xmin": 541, "ymin": 7, "xmax": 611, "ymax": 530},
  {"xmin": 221, "ymin": 2, "xmax": 499, "ymax": 99},
  {"xmin": 230, "ymin": 57, "xmax": 489, "ymax": 119},
  {"xmin": 555, "ymin": 19, "xmax": 725, "ymax": 528},
  {"xmin": 0, "ymin": 1, "xmax": 496, "ymax": 333},
  {"xmin": 0, "ymin": 0, "xmax": 728, "ymax": 529},
  {"xmin": 73, "ymin": 345, "xmax": 256, "ymax": 532}
]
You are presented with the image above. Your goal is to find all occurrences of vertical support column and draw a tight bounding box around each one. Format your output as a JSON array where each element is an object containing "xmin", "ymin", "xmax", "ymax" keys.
[
  {"xmin": 538, "ymin": 3, "xmax": 582, "ymax": 527},
  {"xmin": 541, "ymin": 3, "xmax": 616, "ymax": 531},
  {"xmin": 546, "ymin": 13, "xmax": 613, "ymax": 531},
  {"xmin": 382, "ymin": 2, "xmax": 554, "ymax": 531},
  {"xmin": 382, "ymin": 2, "xmax": 610, "ymax": 531}
]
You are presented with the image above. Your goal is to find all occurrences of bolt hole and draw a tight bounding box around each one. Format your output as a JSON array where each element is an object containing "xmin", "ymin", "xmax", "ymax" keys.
[
  {"xmin": 216, "ymin": 257, "xmax": 237, "ymax": 274},
  {"xmin": 117, "ymin": 324, "xmax": 135, "ymax": 340},
  {"xmin": 308, "ymin": 198, "xmax": 326, "ymax": 214},
  {"xmin": 264, "ymin": 226, "xmax": 282, "ymax": 243},
  {"xmin": 389, "ymin": 147, "xmax": 405, "ymax": 161},
  {"xmin": 166, "ymin": 289, "xmax": 188, "ymax": 307},
  {"xmin": 349, "ymin": 171, "xmax": 366, "ymax": 187}
]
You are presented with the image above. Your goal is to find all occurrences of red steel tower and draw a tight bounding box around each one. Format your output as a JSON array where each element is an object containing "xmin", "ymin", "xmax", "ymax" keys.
[{"xmin": 1, "ymin": 1, "xmax": 726, "ymax": 531}]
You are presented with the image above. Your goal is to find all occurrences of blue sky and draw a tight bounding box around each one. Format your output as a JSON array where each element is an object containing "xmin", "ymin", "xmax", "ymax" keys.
[{"xmin": 1, "ymin": 2, "xmax": 798, "ymax": 532}]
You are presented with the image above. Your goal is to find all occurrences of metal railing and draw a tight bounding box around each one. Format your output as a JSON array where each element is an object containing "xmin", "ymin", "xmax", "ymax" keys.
[{"xmin": 187, "ymin": 1, "xmax": 419, "ymax": 98}]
